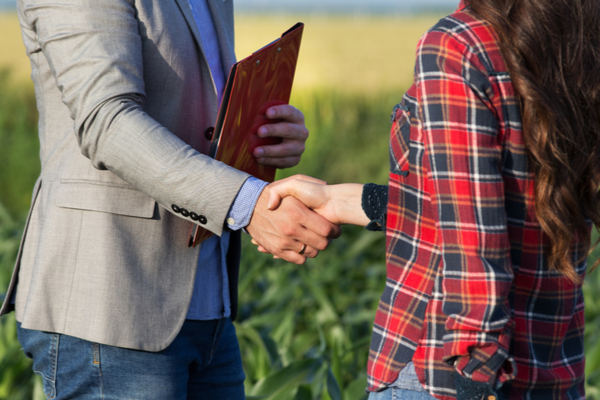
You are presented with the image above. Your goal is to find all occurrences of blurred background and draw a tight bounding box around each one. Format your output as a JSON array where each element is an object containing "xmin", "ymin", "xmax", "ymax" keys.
[{"xmin": 1, "ymin": 1, "xmax": 599, "ymax": 399}]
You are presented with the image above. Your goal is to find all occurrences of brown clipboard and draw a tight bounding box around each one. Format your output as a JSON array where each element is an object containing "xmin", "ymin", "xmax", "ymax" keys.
[{"xmin": 189, "ymin": 22, "xmax": 304, "ymax": 247}]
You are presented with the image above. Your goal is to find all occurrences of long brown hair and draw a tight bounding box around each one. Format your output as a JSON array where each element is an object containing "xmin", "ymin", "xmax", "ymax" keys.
[{"xmin": 466, "ymin": 0, "xmax": 600, "ymax": 282}]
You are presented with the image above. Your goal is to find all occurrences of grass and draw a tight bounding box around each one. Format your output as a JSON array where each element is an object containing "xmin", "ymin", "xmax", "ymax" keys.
[{"xmin": 0, "ymin": 69, "xmax": 39, "ymax": 217}]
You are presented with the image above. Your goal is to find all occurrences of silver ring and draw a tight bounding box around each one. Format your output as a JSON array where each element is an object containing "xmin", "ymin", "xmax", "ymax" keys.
[{"xmin": 298, "ymin": 244, "xmax": 307, "ymax": 255}]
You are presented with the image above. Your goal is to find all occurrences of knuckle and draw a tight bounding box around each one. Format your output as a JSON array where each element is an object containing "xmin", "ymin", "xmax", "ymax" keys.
[
  {"xmin": 287, "ymin": 207, "xmax": 304, "ymax": 221},
  {"xmin": 315, "ymin": 224, "xmax": 332, "ymax": 237},
  {"xmin": 281, "ymin": 224, "xmax": 297, "ymax": 237},
  {"xmin": 323, "ymin": 224, "xmax": 341, "ymax": 238},
  {"xmin": 315, "ymin": 238, "xmax": 329, "ymax": 251}
]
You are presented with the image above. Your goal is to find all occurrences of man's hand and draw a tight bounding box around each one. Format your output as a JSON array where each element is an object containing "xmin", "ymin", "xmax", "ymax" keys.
[
  {"xmin": 253, "ymin": 104, "xmax": 309, "ymax": 168},
  {"xmin": 246, "ymin": 183, "xmax": 341, "ymax": 264}
]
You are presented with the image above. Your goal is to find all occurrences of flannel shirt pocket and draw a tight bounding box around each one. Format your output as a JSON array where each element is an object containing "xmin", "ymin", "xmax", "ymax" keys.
[{"xmin": 390, "ymin": 103, "xmax": 411, "ymax": 177}]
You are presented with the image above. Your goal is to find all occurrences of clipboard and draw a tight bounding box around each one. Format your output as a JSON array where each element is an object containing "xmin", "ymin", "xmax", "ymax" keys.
[
  {"xmin": 209, "ymin": 22, "xmax": 304, "ymax": 182},
  {"xmin": 189, "ymin": 22, "xmax": 304, "ymax": 247}
]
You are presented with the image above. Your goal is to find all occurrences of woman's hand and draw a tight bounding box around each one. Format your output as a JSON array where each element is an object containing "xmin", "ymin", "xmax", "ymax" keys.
[
  {"xmin": 267, "ymin": 175, "xmax": 342, "ymax": 225},
  {"xmin": 267, "ymin": 175, "xmax": 369, "ymax": 226}
]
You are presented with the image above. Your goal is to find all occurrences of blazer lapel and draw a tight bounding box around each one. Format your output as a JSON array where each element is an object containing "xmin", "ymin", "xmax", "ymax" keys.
[{"xmin": 173, "ymin": 0, "xmax": 218, "ymax": 95}]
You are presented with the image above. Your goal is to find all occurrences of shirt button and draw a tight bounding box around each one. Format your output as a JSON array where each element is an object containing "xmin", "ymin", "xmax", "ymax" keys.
[
  {"xmin": 204, "ymin": 127, "xmax": 215, "ymax": 140},
  {"xmin": 226, "ymin": 217, "xmax": 236, "ymax": 226}
]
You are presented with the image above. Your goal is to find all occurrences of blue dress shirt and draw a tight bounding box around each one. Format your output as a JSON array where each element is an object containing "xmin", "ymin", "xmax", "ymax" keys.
[{"xmin": 186, "ymin": 0, "xmax": 267, "ymax": 320}]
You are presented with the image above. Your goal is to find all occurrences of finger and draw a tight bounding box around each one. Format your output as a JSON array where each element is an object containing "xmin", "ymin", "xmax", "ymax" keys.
[
  {"xmin": 284, "ymin": 197, "xmax": 341, "ymax": 249},
  {"xmin": 257, "ymin": 247, "xmax": 270, "ymax": 254},
  {"xmin": 265, "ymin": 104, "xmax": 304, "ymax": 123},
  {"xmin": 267, "ymin": 177, "xmax": 327, "ymax": 210},
  {"xmin": 299, "ymin": 245, "xmax": 319, "ymax": 259},
  {"xmin": 267, "ymin": 190, "xmax": 285, "ymax": 211},
  {"xmin": 257, "ymin": 121, "xmax": 308, "ymax": 140},
  {"xmin": 292, "ymin": 175, "xmax": 328, "ymax": 185},
  {"xmin": 254, "ymin": 140, "xmax": 305, "ymax": 159},
  {"xmin": 257, "ymin": 156, "xmax": 302, "ymax": 169},
  {"xmin": 278, "ymin": 250, "xmax": 307, "ymax": 265},
  {"xmin": 300, "ymin": 206, "xmax": 343, "ymax": 240},
  {"xmin": 251, "ymin": 238, "xmax": 259, "ymax": 246},
  {"xmin": 267, "ymin": 178, "xmax": 308, "ymax": 209},
  {"xmin": 272, "ymin": 174, "xmax": 327, "ymax": 186}
]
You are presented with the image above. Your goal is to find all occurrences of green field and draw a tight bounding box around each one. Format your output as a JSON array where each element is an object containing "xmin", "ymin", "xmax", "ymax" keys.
[{"xmin": 1, "ymin": 12, "xmax": 600, "ymax": 400}]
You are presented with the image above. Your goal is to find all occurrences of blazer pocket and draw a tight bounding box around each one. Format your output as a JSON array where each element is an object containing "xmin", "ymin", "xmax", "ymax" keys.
[
  {"xmin": 55, "ymin": 180, "xmax": 156, "ymax": 218},
  {"xmin": 390, "ymin": 103, "xmax": 411, "ymax": 176}
]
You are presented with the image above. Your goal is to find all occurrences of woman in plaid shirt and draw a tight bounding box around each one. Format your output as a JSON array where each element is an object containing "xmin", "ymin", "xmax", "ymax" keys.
[{"xmin": 264, "ymin": 0, "xmax": 600, "ymax": 398}]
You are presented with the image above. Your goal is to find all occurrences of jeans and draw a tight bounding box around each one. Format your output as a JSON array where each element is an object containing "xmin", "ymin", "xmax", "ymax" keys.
[
  {"xmin": 368, "ymin": 387, "xmax": 437, "ymax": 400},
  {"xmin": 368, "ymin": 362, "xmax": 436, "ymax": 400},
  {"xmin": 17, "ymin": 318, "xmax": 245, "ymax": 400}
]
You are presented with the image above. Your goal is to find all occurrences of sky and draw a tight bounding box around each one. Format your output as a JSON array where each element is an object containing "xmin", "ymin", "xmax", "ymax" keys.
[{"xmin": 0, "ymin": 0, "xmax": 460, "ymax": 13}]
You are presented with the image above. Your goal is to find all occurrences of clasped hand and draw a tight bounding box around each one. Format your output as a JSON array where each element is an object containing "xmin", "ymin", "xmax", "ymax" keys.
[
  {"xmin": 247, "ymin": 175, "xmax": 369, "ymax": 263},
  {"xmin": 247, "ymin": 105, "xmax": 367, "ymax": 263}
]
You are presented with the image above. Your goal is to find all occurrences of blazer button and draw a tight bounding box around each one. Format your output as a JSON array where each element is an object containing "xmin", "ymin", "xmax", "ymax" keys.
[
  {"xmin": 180, "ymin": 208, "xmax": 190, "ymax": 217},
  {"xmin": 204, "ymin": 127, "xmax": 215, "ymax": 140},
  {"xmin": 172, "ymin": 204, "xmax": 181, "ymax": 213},
  {"xmin": 199, "ymin": 215, "xmax": 207, "ymax": 224},
  {"xmin": 189, "ymin": 212, "xmax": 199, "ymax": 221}
]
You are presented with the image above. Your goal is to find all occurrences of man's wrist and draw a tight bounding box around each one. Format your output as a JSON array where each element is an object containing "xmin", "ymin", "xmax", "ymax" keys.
[{"xmin": 226, "ymin": 177, "xmax": 268, "ymax": 231}]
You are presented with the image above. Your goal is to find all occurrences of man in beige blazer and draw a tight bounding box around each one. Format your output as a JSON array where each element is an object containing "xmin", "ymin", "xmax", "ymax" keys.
[{"xmin": 0, "ymin": 0, "xmax": 340, "ymax": 398}]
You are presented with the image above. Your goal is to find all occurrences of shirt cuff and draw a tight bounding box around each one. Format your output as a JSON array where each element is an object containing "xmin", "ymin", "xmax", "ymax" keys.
[
  {"xmin": 226, "ymin": 177, "xmax": 268, "ymax": 231},
  {"xmin": 362, "ymin": 183, "xmax": 388, "ymax": 231}
]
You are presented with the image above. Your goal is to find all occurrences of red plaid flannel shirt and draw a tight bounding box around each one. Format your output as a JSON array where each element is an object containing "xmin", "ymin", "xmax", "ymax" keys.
[{"xmin": 367, "ymin": 3, "xmax": 588, "ymax": 399}]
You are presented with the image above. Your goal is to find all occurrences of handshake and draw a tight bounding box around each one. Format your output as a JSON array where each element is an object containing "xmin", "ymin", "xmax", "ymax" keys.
[{"xmin": 245, "ymin": 175, "xmax": 370, "ymax": 264}]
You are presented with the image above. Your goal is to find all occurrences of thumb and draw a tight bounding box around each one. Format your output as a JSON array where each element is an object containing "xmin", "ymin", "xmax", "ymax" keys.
[
  {"xmin": 267, "ymin": 175, "xmax": 326, "ymax": 210},
  {"xmin": 267, "ymin": 182, "xmax": 295, "ymax": 210}
]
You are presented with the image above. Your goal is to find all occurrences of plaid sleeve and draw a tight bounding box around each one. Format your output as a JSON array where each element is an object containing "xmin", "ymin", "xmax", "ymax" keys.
[{"xmin": 416, "ymin": 30, "xmax": 516, "ymax": 384}]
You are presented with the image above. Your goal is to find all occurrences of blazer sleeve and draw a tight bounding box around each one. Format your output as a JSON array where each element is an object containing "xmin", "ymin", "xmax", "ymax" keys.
[{"xmin": 19, "ymin": 0, "xmax": 249, "ymax": 236}]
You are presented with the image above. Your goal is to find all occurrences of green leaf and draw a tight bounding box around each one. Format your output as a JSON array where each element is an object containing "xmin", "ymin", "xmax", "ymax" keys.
[
  {"xmin": 326, "ymin": 367, "xmax": 343, "ymax": 400},
  {"xmin": 294, "ymin": 385, "xmax": 313, "ymax": 400},
  {"xmin": 344, "ymin": 375, "xmax": 369, "ymax": 400},
  {"xmin": 249, "ymin": 358, "xmax": 323, "ymax": 400}
]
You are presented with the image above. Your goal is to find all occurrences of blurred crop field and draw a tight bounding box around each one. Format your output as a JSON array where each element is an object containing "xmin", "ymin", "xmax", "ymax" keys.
[{"xmin": 1, "ymin": 10, "xmax": 600, "ymax": 400}]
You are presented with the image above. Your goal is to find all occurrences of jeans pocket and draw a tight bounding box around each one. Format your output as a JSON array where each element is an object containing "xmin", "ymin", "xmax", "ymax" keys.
[{"xmin": 17, "ymin": 324, "xmax": 58, "ymax": 399}]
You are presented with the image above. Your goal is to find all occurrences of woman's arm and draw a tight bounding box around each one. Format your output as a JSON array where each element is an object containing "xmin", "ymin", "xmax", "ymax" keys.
[
  {"xmin": 267, "ymin": 177, "xmax": 368, "ymax": 226},
  {"xmin": 266, "ymin": 176, "xmax": 376, "ymax": 227}
]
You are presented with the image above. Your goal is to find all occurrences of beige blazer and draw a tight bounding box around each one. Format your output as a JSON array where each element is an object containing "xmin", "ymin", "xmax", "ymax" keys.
[{"xmin": 0, "ymin": 0, "xmax": 251, "ymax": 352}]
